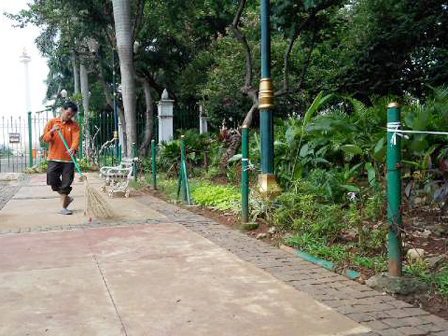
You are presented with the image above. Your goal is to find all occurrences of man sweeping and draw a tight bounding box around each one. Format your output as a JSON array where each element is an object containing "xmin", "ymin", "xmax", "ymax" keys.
[{"xmin": 42, "ymin": 101, "xmax": 80, "ymax": 215}]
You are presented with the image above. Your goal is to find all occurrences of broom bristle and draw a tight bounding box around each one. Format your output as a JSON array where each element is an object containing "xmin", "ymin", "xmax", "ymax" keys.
[{"xmin": 84, "ymin": 180, "xmax": 116, "ymax": 219}]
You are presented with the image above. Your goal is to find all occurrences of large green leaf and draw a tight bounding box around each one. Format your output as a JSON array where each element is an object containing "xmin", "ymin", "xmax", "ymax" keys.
[
  {"xmin": 409, "ymin": 137, "xmax": 429, "ymax": 153},
  {"xmin": 285, "ymin": 125, "xmax": 300, "ymax": 147},
  {"xmin": 402, "ymin": 160, "xmax": 421, "ymax": 168},
  {"xmin": 228, "ymin": 154, "xmax": 242, "ymax": 163},
  {"xmin": 299, "ymin": 143, "xmax": 310, "ymax": 157},
  {"xmin": 344, "ymin": 162, "xmax": 363, "ymax": 179},
  {"xmin": 341, "ymin": 184, "xmax": 360, "ymax": 192},
  {"xmin": 365, "ymin": 162, "xmax": 376, "ymax": 186},
  {"xmin": 343, "ymin": 96, "xmax": 366, "ymax": 116},
  {"xmin": 412, "ymin": 108, "xmax": 429, "ymax": 131},
  {"xmin": 422, "ymin": 144, "xmax": 439, "ymax": 170},
  {"xmin": 374, "ymin": 137, "xmax": 385, "ymax": 154},
  {"xmin": 372, "ymin": 136, "xmax": 386, "ymax": 161},
  {"xmin": 340, "ymin": 144, "xmax": 363, "ymax": 155},
  {"xmin": 303, "ymin": 91, "xmax": 334, "ymax": 127}
]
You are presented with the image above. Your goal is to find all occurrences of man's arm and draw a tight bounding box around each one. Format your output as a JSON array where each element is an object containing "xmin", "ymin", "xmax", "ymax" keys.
[
  {"xmin": 69, "ymin": 123, "xmax": 80, "ymax": 154},
  {"xmin": 42, "ymin": 120, "xmax": 57, "ymax": 142}
]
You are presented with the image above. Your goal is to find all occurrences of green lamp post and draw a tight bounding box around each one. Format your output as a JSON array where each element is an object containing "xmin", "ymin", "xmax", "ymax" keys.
[{"xmin": 259, "ymin": 0, "xmax": 280, "ymax": 194}]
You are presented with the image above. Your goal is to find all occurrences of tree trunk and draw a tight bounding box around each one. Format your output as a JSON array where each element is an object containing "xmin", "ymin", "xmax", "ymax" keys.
[
  {"xmin": 138, "ymin": 78, "xmax": 153, "ymax": 156},
  {"xmin": 72, "ymin": 51, "xmax": 80, "ymax": 95},
  {"xmin": 219, "ymin": 129, "xmax": 242, "ymax": 176},
  {"xmin": 112, "ymin": 0, "xmax": 136, "ymax": 157},
  {"xmin": 80, "ymin": 61, "xmax": 90, "ymax": 158}
]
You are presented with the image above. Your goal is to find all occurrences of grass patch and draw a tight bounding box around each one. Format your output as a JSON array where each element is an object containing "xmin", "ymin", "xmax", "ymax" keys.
[
  {"xmin": 285, "ymin": 234, "xmax": 388, "ymax": 274},
  {"xmin": 404, "ymin": 261, "xmax": 448, "ymax": 297},
  {"xmin": 154, "ymin": 174, "xmax": 240, "ymax": 212},
  {"xmin": 191, "ymin": 182, "xmax": 240, "ymax": 211}
]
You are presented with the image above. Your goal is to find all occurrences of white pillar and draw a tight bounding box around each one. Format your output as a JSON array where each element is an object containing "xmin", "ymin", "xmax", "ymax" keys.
[
  {"xmin": 19, "ymin": 48, "xmax": 31, "ymax": 155},
  {"xmin": 19, "ymin": 48, "xmax": 31, "ymax": 114},
  {"xmin": 158, "ymin": 89, "xmax": 174, "ymax": 144},
  {"xmin": 199, "ymin": 105, "xmax": 208, "ymax": 134}
]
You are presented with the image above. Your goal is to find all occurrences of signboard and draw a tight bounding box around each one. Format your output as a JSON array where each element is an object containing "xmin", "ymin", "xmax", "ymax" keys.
[{"xmin": 9, "ymin": 133, "xmax": 20, "ymax": 144}]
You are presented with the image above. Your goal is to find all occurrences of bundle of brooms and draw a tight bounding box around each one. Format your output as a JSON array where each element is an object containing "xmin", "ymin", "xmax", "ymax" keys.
[{"xmin": 58, "ymin": 130, "xmax": 116, "ymax": 219}]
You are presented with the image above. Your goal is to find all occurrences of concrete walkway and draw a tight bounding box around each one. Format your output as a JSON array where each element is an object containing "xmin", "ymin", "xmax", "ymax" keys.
[{"xmin": 0, "ymin": 173, "xmax": 446, "ymax": 336}]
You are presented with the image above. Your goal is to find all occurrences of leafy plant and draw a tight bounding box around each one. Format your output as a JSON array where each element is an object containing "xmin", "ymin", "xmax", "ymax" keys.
[
  {"xmin": 273, "ymin": 189, "xmax": 345, "ymax": 241},
  {"xmin": 191, "ymin": 182, "xmax": 240, "ymax": 211}
]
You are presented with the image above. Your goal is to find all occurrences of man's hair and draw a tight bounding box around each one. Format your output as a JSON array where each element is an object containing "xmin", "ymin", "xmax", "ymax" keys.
[{"xmin": 63, "ymin": 101, "xmax": 78, "ymax": 113}]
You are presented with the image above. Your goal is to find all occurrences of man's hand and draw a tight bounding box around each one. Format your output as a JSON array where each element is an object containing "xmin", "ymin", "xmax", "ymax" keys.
[
  {"xmin": 67, "ymin": 147, "xmax": 77, "ymax": 157},
  {"xmin": 49, "ymin": 124, "xmax": 60, "ymax": 135}
]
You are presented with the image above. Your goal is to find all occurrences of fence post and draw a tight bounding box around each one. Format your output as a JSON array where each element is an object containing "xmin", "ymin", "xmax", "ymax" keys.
[
  {"xmin": 27, "ymin": 112, "xmax": 33, "ymax": 167},
  {"xmin": 387, "ymin": 102, "xmax": 403, "ymax": 277},
  {"xmin": 79, "ymin": 110, "xmax": 83, "ymax": 159},
  {"xmin": 241, "ymin": 125, "xmax": 249, "ymax": 223},
  {"xmin": 177, "ymin": 135, "xmax": 191, "ymax": 204},
  {"xmin": 151, "ymin": 139, "xmax": 157, "ymax": 189}
]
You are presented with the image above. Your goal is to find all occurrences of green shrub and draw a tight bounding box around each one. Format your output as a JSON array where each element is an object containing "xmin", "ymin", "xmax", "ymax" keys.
[
  {"xmin": 273, "ymin": 191, "xmax": 345, "ymax": 241},
  {"xmin": 191, "ymin": 182, "xmax": 240, "ymax": 211},
  {"xmin": 157, "ymin": 130, "xmax": 219, "ymax": 178},
  {"xmin": 434, "ymin": 266, "xmax": 448, "ymax": 296}
]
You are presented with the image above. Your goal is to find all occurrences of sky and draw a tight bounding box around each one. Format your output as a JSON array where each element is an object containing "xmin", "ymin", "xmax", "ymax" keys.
[{"xmin": 0, "ymin": 0, "xmax": 49, "ymax": 118}]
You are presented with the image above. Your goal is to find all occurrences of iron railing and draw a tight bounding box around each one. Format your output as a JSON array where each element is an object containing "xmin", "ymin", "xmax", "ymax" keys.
[{"xmin": 0, "ymin": 104, "xmax": 199, "ymax": 173}]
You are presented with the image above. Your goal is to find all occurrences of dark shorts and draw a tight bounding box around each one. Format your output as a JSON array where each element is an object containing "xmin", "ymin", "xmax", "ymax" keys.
[{"xmin": 46, "ymin": 161, "xmax": 75, "ymax": 195}]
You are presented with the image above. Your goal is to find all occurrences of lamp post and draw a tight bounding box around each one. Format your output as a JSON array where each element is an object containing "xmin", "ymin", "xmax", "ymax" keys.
[
  {"xmin": 60, "ymin": 89, "xmax": 68, "ymax": 101},
  {"xmin": 117, "ymin": 83, "xmax": 123, "ymax": 159},
  {"xmin": 258, "ymin": 0, "xmax": 280, "ymax": 195}
]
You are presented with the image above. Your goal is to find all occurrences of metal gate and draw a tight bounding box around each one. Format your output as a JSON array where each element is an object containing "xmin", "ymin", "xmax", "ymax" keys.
[{"xmin": 0, "ymin": 113, "xmax": 50, "ymax": 173}]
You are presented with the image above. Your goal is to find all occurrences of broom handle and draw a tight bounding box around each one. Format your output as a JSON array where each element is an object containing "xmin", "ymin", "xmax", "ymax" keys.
[{"xmin": 56, "ymin": 129, "xmax": 84, "ymax": 178}]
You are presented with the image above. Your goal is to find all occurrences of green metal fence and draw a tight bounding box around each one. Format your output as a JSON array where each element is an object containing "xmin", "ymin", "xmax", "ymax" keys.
[
  {"xmin": 88, "ymin": 104, "xmax": 199, "ymax": 163},
  {"xmin": 0, "ymin": 104, "xmax": 199, "ymax": 173},
  {"xmin": 0, "ymin": 113, "xmax": 50, "ymax": 173},
  {"xmin": 174, "ymin": 104, "xmax": 199, "ymax": 133}
]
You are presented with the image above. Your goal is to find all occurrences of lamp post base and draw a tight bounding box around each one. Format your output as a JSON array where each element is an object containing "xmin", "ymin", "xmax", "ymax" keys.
[{"xmin": 258, "ymin": 173, "xmax": 281, "ymax": 197}]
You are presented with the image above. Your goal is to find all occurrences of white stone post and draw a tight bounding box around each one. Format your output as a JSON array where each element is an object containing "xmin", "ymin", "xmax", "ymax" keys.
[
  {"xmin": 199, "ymin": 105, "xmax": 208, "ymax": 134},
  {"xmin": 158, "ymin": 89, "xmax": 174, "ymax": 144},
  {"xmin": 19, "ymin": 48, "xmax": 32, "ymax": 156}
]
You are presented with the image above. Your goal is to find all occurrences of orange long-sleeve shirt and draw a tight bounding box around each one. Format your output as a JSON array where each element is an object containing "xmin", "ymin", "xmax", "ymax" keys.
[{"xmin": 42, "ymin": 118, "xmax": 80, "ymax": 163}]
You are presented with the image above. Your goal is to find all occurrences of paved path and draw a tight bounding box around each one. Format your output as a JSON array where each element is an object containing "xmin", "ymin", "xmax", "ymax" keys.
[{"xmin": 0, "ymin": 173, "xmax": 447, "ymax": 336}]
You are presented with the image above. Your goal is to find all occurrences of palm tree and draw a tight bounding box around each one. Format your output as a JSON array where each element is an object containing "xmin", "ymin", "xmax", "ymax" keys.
[{"xmin": 112, "ymin": 0, "xmax": 136, "ymax": 156}]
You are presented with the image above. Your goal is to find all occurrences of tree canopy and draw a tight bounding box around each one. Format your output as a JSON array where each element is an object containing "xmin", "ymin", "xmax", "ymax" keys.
[{"xmin": 4, "ymin": 0, "xmax": 448, "ymax": 146}]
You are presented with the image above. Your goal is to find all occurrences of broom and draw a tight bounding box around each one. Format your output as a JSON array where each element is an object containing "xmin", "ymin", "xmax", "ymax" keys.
[{"xmin": 57, "ymin": 129, "xmax": 116, "ymax": 219}]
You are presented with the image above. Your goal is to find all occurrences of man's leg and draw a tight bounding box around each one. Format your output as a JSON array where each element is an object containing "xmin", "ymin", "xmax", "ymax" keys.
[
  {"xmin": 60, "ymin": 162, "xmax": 75, "ymax": 209},
  {"xmin": 47, "ymin": 161, "xmax": 63, "ymax": 193}
]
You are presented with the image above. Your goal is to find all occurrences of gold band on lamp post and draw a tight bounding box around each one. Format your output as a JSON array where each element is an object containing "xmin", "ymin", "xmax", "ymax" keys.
[
  {"xmin": 258, "ymin": 173, "xmax": 281, "ymax": 196},
  {"xmin": 258, "ymin": 78, "xmax": 274, "ymax": 110},
  {"xmin": 113, "ymin": 131, "xmax": 119, "ymax": 140}
]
